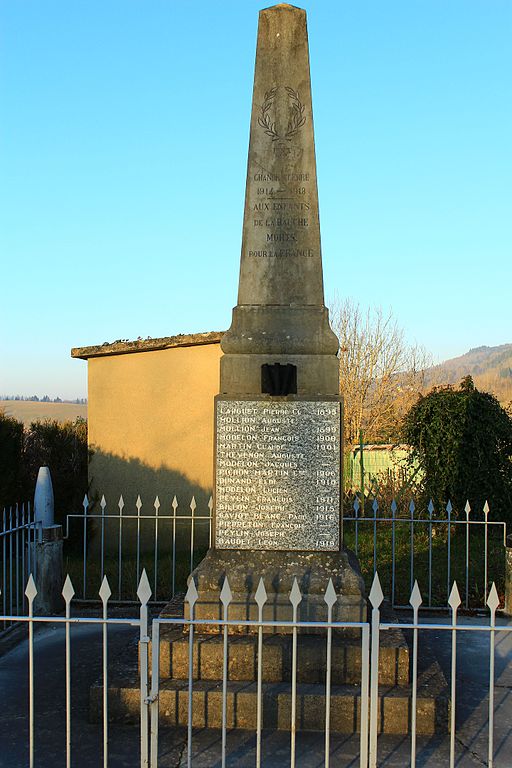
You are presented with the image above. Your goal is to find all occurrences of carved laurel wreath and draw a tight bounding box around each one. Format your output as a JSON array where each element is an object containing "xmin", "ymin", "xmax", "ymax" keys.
[{"xmin": 258, "ymin": 86, "xmax": 306, "ymax": 141}]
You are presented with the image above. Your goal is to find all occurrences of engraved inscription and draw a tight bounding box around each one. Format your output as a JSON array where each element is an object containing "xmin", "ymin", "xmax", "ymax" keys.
[
  {"xmin": 215, "ymin": 400, "xmax": 340, "ymax": 551},
  {"xmin": 245, "ymin": 82, "xmax": 316, "ymax": 264}
]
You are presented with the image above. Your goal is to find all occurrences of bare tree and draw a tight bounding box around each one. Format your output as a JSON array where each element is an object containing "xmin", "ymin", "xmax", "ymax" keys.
[{"xmin": 329, "ymin": 298, "xmax": 433, "ymax": 445}]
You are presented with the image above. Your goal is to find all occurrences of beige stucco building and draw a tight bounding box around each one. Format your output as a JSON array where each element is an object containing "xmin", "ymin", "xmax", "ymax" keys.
[{"xmin": 71, "ymin": 332, "xmax": 223, "ymax": 518}]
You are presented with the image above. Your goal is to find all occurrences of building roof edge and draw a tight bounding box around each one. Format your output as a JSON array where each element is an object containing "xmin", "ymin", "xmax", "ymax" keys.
[{"xmin": 71, "ymin": 331, "xmax": 224, "ymax": 360}]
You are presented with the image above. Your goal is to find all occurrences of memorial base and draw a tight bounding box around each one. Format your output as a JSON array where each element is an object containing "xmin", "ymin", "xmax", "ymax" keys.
[
  {"xmin": 92, "ymin": 592, "xmax": 449, "ymax": 736},
  {"xmin": 167, "ymin": 548, "xmax": 366, "ymax": 634}
]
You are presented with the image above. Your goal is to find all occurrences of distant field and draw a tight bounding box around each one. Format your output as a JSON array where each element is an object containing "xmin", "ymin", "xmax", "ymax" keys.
[{"xmin": 0, "ymin": 400, "xmax": 87, "ymax": 425}]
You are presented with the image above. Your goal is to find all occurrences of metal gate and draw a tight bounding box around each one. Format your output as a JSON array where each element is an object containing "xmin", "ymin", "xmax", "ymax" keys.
[{"xmin": 2, "ymin": 568, "xmax": 507, "ymax": 768}]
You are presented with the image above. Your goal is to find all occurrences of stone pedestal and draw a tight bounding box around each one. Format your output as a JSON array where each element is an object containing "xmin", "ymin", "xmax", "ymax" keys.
[{"xmin": 170, "ymin": 548, "xmax": 366, "ymax": 633}]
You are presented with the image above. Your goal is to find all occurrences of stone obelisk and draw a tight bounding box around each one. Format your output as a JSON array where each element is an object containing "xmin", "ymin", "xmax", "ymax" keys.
[
  {"xmin": 190, "ymin": 3, "xmax": 365, "ymax": 627},
  {"xmin": 220, "ymin": 3, "xmax": 339, "ymax": 397}
]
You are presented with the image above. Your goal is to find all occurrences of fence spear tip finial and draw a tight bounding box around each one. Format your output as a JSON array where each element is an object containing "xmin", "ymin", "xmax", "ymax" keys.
[
  {"xmin": 137, "ymin": 569, "xmax": 152, "ymax": 605},
  {"xmin": 324, "ymin": 578, "xmax": 337, "ymax": 609},
  {"xmin": 185, "ymin": 577, "xmax": 199, "ymax": 607},
  {"xmin": 255, "ymin": 577, "xmax": 268, "ymax": 608},
  {"xmin": 290, "ymin": 577, "xmax": 302, "ymax": 608},
  {"xmin": 448, "ymin": 581, "xmax": 461, "ymax": 611},
  {"xmin": 25, "ymin": 573, "xmax": 38, "ymax": 602},
  {"xmin": 369, "ymin": 572, "xmax": 384, "ymax": 608},
  {"xmin": 62, "ymin": 574, "xmax": 75, "ymax": 603},
  {"xmin": 487, "ymin": 582, "xmax": 499, "ymax": 613},
  {"xmin": 99, "ymin": 575, "xmax": 112, "ymax": 603},
  {"xmin": 410, "ymin": 580, "xmax": 423, "ymax": 610},
  {"xmin": 220, "ymin": 575, "xmax": 233, "ymax": 607}
]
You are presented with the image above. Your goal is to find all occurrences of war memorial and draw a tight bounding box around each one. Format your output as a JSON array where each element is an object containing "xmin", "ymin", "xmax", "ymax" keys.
[
  {"xmin": 189, "ymin": 1, "xmax": 366, "ymax": 629},
  {"xmin": 100, "ymin": 3, "xmax": 446, "ymax": 739}
]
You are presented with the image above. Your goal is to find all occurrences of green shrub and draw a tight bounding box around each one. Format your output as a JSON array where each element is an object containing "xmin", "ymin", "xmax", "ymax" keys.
[
  {"xmin": 0, "ymin": 412, "xmax": 88, "ymax": 536},
  {"xmin": 23, "ymin": 417, "xmax": 88, "ymax": 527},
  {"xmin": 0, "ymin": 410, "xmax": 25, "ymax": 508},
  {"xmin": 402, "ymin": 376, "xmax": 512, "ymax": 520}
]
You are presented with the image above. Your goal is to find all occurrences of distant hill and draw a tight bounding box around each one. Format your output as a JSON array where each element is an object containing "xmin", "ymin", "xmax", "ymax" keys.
[
  {"xmin": 0, "ymin": 400, "xmax": 87, "ymax": 426},
  {"xmin": 426, "ymin": 344, "xmax": 512, "ymax": 405}
]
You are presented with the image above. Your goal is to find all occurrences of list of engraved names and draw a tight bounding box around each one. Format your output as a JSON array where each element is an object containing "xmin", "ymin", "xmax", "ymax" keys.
[{"xmin": 215, "ymin": 400, "xmax": 340, "ymax": 551}]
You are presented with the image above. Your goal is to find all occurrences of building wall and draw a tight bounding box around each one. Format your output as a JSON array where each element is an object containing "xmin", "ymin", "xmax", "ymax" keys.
[
  {"xmin": 87, "ymin": 343, "xmax": 222, "ymax": 519},
  {"xmin": 344, "ymin": 445, "xmax": 413, "ymax": 493}
]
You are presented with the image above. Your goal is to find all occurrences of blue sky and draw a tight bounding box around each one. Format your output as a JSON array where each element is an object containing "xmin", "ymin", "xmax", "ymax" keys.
[{"xmin": 1, "ymin": 1, "xmax": 511, "ymax": 399}]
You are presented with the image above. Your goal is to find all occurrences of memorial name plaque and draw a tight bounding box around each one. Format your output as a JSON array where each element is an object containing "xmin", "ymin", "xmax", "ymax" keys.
[{"xmin": 215, "ymin": 398, "xmax": 341, "ymax": 551}]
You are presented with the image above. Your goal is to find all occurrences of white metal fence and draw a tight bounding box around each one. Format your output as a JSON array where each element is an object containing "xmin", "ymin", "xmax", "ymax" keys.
[
  {"xmin": 1, "ymin": 569, "xmax": 507, "ymax": 768},
  {"xmin": 1, "ymin": 503, "xmax": 41, "ymax": 630}
]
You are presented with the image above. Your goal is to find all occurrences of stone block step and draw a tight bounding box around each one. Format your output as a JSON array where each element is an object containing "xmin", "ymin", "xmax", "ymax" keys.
[
  {"xmin": 151, "ymin": 626, "xmax": 409, "ymax": 686},
  {"xmin": 91, "ymin": 673, "xmax": 448, "ymax": 735}
]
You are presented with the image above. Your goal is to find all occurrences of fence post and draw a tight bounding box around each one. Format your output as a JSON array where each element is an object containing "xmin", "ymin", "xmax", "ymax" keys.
[
  {"xmin": 25, "ymin": 575, "xmax": 37, "ymax": 768},
  {"xmin": 359, "ymin": 429, "xmax": 365, "ymax": 516},
  {"xmin": 33, "ymin": 466, "xmax": 63, "ymax": 613},
  {"xmin": 505, "ymin": 534, "xmax": 512, "ymax": 615},
  {"xmin": 138, "ymin": 570, "xmax": 152, "ymax": 768},
  {"xmin": 368, "ymin": 572, "xmax": 383, "ymax": 768},
  {"xmin": 448, "ymin": 582, "xmax": 461, "ymax": 768}
]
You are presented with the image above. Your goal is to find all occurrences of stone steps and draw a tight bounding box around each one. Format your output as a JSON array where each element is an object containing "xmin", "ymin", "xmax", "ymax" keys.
[
  {"xmin": 91, "ymin": 675, "xmax": 448, "ymax": 735},
  {"xmin": 152, "ymin": 626, "xmax": 409, "ymax": 686},
  {"xmin": 91, "ymin": 611, "xmax": 448, "ymax": 736}
]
